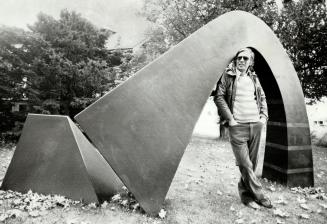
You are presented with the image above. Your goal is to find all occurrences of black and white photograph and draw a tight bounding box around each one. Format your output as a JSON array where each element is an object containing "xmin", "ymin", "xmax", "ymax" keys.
[{"xmin": 0, "ymin": 0, "xmax": 327, "ymax": 223}]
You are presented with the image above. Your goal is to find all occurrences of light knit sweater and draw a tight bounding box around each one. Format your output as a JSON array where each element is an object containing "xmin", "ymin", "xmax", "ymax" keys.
[{"xmin": 233, "ymin": 72, "xmax": 260, "ymax": 123}]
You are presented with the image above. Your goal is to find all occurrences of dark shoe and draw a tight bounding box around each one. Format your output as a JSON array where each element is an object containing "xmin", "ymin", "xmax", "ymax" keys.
[{"xmin": 256, "ymin": 198, "xmax": 273, "ymax": 209}]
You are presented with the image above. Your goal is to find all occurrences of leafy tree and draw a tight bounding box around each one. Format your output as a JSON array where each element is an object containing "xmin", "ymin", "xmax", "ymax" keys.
[
  {"xmin": 28, "ymin": 10, "xmax": 120, "ymax": 115},
  {"xmin": 0, "ymin": 26, "xmax": 46, "ymax": 135},
  {"xmin": 0, "ymin": 10, "xmax": 125, "ymax": 140},
  {"xmin": 29, "ymin": 10, "xmax": 113, "ymax": 63},
  {"xmin": 142, "ymin": 0, "xmax": 327, "ymax": 101},
  {"xmin": 275, "ymin": 0, "xmax": 327, "ymax": 101},
  {"xmin": 0, "ymin": 26, "xmax": 45, "ymax": 103},
  {"xmin": 142, "ymin": 0, "xmax": 278, "ymax": 45}
]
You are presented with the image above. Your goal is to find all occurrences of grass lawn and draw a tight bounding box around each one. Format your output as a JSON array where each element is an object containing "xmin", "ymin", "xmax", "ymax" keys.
[{"xmin": 0, "ymin": 137, "xmax": 327, "ymax": 223}]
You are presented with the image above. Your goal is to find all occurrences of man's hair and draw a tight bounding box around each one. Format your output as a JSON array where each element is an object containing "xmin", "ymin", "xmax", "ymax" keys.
[{"xmin": 234, "ymin": 47, "xmax": 255, "ymax": 68}]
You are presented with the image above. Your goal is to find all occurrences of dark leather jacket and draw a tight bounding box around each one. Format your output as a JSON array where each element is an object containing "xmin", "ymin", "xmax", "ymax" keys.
[{"xmin": 213, "ymin": 68, "xmax": 268, "ymax": 126}]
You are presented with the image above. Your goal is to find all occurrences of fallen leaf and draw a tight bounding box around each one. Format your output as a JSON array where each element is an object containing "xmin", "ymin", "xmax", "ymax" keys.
[
  {"xmin": 29, "ymin": 210, "xmax": 40, "ymax": 217},
  {"xmin": 275, "ymin": 196, "xmax": 288, "ymax": 205},
  {"xmin": 7, "ymin": 209, "xmax": 23, "ymax": 218},
  {"xmin": 248, "ymin": 202, "xmax": 260, "ymax": 210},
  {"xmin": 65, "ymin": 217, "xmax": 79, "ymax": 224},
  {"xmin": 88, "ymin": 203, "xmax": 97, "ymax": 209},
  {"xmin": 273, "ymin": 209, "xmax": 289, "ymax": 218},
  {"xmin": 300, "ymin": 204, "xmax": 309, "ymax": 210},
  {"xmin": 235, "ymin": 218, "xmax": 245, "ymax": 224},
  {"xmin": 132, "ymin": 203, "xmax": 140, "ymax": 211},
  {"xmin": 27, "ymin": 200, "xmax": 42, "ymax": 210},
  {"xmin": 299, "ymin": 214, "xmax": 309, "ymax": 219},
  {"xmin": 120, "ymin": 199, "xmax": 128, "ymax": 206},
  {"xmin": 297, "ymin": 197, "xmax": 306, "ymax": 204},
  {"xmin": 291, "ymin": 187, "xmax": 299, "ymax": 193},
  {"xmin": 39, "ymin": 210, "xmax": 48, "ymax": 216},
  {"xmin": 122, "ymin": 186, "xmax": 128, "ymax": 191},
  {"xmin": 12, "ymin": 198, "xmax": 22, "ymax": 205},
  {"xmin": 158, "ymin": 209, "xmax": 166, "ymax": 219},
  {"xmin": 230, "ymin": 206, "xmax": 235, "ymax": 211},
  {"xmin": 101, "ymin": 201, "xmax": 108, "ymax": 209},
  {"xmin": 4, "ymin": 192, "xmax": 14, "ymax": 199},
  {"xmin": 53, "ymin": 195, "xmax": 66, "ymax": 205},
  {"xmin": 217, "ymin": 190, "xmax": 223, "ymax": 196},
  {"xmin": 111, "ymin": 194, "xmax": 121, "ymax": 202},
  {"xmin": 0, "ymin": 214, "xmax": 8, "ymax": 222},
  {"xmin": 276, "ymin": 219, "xmax": 284, "ymax": 224}
]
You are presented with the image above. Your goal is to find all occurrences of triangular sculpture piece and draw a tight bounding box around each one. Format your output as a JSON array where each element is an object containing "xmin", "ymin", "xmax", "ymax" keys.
[
  {"xmin": 75, "ymin": 10, "xmax": 313, "ymax": 214},
  {"xmin": 1, "ymin": 114, "xmax": 123, "ymax": 203}
]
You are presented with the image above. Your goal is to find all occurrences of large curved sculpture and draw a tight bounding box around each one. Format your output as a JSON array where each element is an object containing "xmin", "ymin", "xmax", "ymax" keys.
[{"xmin": 75, "ymin": 11, "xmax": 313, "ymax": 214}]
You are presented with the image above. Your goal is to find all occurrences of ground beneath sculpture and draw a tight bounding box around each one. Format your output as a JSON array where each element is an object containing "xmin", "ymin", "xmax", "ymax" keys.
[{"xmin": 0, "ymin": 138, "xmax": 326, "ymax": 224}]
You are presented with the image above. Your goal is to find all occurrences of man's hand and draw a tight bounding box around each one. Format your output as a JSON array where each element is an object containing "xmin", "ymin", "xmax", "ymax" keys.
[
  {"xmin": 259, "ymin": 117, "xmax": 267, "ymax": 125},
  {"xmin": 229, "ymin": 118, "xmax": 238, "ymax": 126}
]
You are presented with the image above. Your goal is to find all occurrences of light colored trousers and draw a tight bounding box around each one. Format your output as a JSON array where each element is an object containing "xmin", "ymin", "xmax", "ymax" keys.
[{"xmin": 229, "ymin": 122, "xmax": 265, "ymax": 203}]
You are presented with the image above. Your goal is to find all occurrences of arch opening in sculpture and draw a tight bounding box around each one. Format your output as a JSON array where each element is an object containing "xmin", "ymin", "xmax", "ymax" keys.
[{"xmin": 251, "ymin": 48, "xmax": 314, "ymax": 187}]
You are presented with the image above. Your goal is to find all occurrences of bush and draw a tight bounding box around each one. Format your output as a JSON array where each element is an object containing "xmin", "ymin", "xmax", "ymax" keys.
[
  {"xmin": 317, "ymin": 133, "xmax": 327, "ymax": 147},
  {"xmin": 310, "ymin": 130, "xmax": 318, "ymax": 144}
]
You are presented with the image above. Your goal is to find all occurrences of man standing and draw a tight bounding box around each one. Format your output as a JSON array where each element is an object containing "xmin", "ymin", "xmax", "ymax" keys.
[{"xmin": 214, "ymin": 48, "xmax": 272, "ymax": 209}]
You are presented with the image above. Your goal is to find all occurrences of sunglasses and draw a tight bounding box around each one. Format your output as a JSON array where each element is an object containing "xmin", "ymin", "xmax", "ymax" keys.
[{"xmin": 237, "ymin": 56, "xmax": 249, "ymax": 61}]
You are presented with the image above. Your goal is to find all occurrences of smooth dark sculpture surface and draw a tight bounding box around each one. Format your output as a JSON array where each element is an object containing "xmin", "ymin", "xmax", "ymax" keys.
[
  {"xmin": 75, "ymin": 11, "xmax": 313, "ymax": 214},
  {"xmin": 1, "ymin": 114, "xmax": 123, "ymax": 203},
  {"xmin": 252, "ymin": 51, "xmax": 314, "ymax": 187}
]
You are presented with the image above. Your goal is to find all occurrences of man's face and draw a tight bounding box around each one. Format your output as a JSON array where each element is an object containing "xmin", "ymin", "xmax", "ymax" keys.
[{"xmin": 236, "ymin": 50, "xmax": 252, "ymax": 73}]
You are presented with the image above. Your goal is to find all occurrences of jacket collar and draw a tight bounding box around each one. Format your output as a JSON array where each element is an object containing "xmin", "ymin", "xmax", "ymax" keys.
[{"xmin": 225, "ymin": 67, "xmax": 257, "ymax": 77}]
